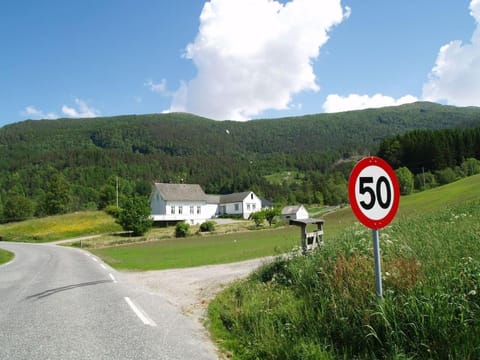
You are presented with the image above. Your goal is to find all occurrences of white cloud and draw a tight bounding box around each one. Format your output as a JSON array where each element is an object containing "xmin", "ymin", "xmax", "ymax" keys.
[
  {"xmin": 145, "ymin": 79, "xmax": 170, "ymax": 95},
  {"xmin": 61, "ymin": 98, "xmax": 99, "ymax": 118},
  {"xmin": 170, "ymin": 0, "xmax": 349, "ymax": 120},
  {"xmin": 21, "ymin": 106, "xmax": 57, "ymax": 119},
  {"xmin": 322, "ymin": 93, "xmax": 418, "ymax": 113},
  {"xmin": 422, "ymin": 0, "xmax": 480, "ymax": 106}
]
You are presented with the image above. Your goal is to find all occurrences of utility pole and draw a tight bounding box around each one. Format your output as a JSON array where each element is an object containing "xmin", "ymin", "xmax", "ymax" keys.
[{"xmin": 116, "ymin": 176, "xmax": 119, "ymax": 208}]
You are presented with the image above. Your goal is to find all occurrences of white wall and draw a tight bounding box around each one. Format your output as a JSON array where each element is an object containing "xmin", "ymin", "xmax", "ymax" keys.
[{"xmin": 242, "ymin": 192, "xmax": 262, "ymax": 219}]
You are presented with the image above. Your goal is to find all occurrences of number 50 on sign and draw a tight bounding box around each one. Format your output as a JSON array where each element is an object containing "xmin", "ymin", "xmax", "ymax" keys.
[{"xmin": 348, "ymin": 157, "xmax": 400, "ymax": 230}]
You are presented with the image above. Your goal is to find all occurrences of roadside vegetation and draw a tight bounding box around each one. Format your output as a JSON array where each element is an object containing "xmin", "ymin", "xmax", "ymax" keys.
[
  {"xmin": 208, "ymin": 175, "xmax": 480, "ymax": 359},
  {"xmin": 0, "ymin": 211, "xmax": 121, "ymax": 242},
  {"xmin": 0, "ymin": 248, "xmax": 14, "ymax": 265}
]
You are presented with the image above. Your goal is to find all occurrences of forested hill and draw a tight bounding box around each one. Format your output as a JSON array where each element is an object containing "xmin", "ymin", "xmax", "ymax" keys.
[{"xmin": 1, "ymin": 101, "xmax": 480, "ymax": 218}]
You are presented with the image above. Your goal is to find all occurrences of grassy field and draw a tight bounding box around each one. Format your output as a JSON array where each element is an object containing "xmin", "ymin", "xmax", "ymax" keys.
[
  {"xmin": 0, "ymin": 211, "xmax": 121, "ymax": 242},
  {"xmin": 0, "ymin": 248, "xmax": 14, "ymax": 265},
  {"xmin": 208, "ymin": 175, "xmax": 480, "ymax": 359},
  {"xmin": 92, "ymin": 226, "xmax": 300, "ymax": 270}
]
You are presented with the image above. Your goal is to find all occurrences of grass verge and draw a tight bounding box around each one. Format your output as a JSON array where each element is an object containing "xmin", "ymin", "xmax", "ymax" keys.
[
  {"xmin": 208, "ymin": 199, "xmax": 480, "ymax": 359},
  {"xmin": 0, "ymin": 248, "xmax": 14, "ymax": 265}
]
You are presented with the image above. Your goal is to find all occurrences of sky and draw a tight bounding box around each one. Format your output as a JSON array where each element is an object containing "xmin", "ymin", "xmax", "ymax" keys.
[{"xmin": 1, "ymin": 0, "xmax": 479, "ymax": 126}]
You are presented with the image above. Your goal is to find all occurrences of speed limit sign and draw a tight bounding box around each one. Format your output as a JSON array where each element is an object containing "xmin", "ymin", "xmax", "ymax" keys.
[
  {"xmin": 349, "ymin": 157, "xmax": 400, "ymax": 229},
  {"xmin": 349, "ymin": 157, "xmax": 400, "ymax": 297}
]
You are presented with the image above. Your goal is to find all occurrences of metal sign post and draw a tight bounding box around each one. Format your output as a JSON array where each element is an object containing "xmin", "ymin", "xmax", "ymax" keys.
[
  {"xmin": 348, "ymin": 157, "xmax": 400, "ymax": 298},
  {"xmin": 372, "ymin": 229, "xmax": 382, "ymax": 297}
]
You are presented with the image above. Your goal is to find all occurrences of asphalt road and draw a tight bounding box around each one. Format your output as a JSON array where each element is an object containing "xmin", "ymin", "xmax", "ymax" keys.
[{"xmin": 0, "ymin": 242, "xmax": 218, "ymax": 360}]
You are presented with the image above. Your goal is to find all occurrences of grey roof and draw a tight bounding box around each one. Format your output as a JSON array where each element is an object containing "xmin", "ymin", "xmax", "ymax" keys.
[
  {"xmin": 260, "ymin": 197, "xmax": 273, "ymax": 208},
  {"xmin": 219, "ymin": 191, "xmax": 252, "ymax": 204},
  {"xmin": 281, "ymin": 205, "xmax": 305, "ymax": 215},
  {"xmin": 206, "ymin": 195, "xmax": 221, "ymax": 204},
  {"xmin": 154, "ymin": 183, "xmax": 207, "ymax": 201}
]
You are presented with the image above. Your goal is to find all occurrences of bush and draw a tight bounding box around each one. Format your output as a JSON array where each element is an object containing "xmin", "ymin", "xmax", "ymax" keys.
[
  {"xmin": 104, "ymin": 204, "xmax": 121, "ymax": 219},
  {"xmin": 395, "ymin": 166, "xmax": 414, "ymax": 195},
  {"xmin": 116, "ymin": 195, "xmax": 152, "ymax": 236},
  {"xmin": 175, "ymin": 221, "xmax": 190, "ymax": 237},
  {"xmin": 200, "ymin": 221, "xmax": 216, "ymax": 232}
]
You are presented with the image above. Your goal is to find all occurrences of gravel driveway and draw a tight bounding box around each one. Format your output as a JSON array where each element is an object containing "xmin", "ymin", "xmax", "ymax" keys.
[{"xmin": 119, "ymin": 257, "xmax": 275, "ymax": 322}]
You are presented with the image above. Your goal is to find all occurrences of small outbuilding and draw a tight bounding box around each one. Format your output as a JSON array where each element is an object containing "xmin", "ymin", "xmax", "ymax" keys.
[
  {"xmin": 281, "ymin": 205, "xmax": 309, "ymax": 221},
  {"xmin": 289, "ymin": 218, "xmax": 324, "ymax": 253}
]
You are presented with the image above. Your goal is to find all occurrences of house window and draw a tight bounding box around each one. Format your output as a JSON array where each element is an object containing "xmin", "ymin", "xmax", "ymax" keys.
[
  {"xmin": 252, "ymin": 204, "xmax": 256, "ymax": 211},
  {"xmin": 171, "ymin": 206, "xmax": 175, "ymax": 214},
  {"xmin": 251, "ymin": 193, "xmax": 254, "ymax": 200},
  {"xmin": 190, "ymin": 206, "xmax": 194, "ymax": 215},
  {"xmin": 179, "ymin": 206, "xmax": 183, "ymax": 214},
  {"xmin": 234, "ymin": 203, "xmax": 239, "ymax": 211},
  {"xmin": 197, "ymin": 206, "xmax": 201, "ymax": 214},
  {"xmin": 247, "ymin": 204, "xmax": 251, "ymax": 211}
]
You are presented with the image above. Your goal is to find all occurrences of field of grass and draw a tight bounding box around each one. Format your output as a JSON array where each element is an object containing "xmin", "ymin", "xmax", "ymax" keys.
[
  {"xmin": 92, "ymin": 226, "xmax": 299, "ymax": 270},
  {"xmin": 0, "ymin": 211, "xmax": 121, "ymax": 243},
  {"xmin": 208, "ymin": 175, "xmax": 480, "ymax": 359},
  {"xmin": 0, "ymin": 248, "xmax": 14, "ymax": 265}
]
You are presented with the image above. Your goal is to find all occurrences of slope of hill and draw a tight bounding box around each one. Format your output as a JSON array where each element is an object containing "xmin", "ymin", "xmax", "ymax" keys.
[{"xmin": 1, "ymin": 101, "xmax": 480, "ymax": 217}]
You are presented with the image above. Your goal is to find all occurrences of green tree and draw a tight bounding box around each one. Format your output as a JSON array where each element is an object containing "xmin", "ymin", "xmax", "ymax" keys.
[
  {"xmin": 461, "ymin": 158, "xmax": 480, "ymax": 176},
  {"xmin": 44, "ymin": 173, "xmax": 71, "ymax": 215},
  {"xmin": 3, "ymin": 193, "xmax": 35, "ymax": 221},
  {"xmin": 264, "ymin": 207, "xmax": 280, "ymax": 227},
  {"xmin": 116, "ymin": 195, "xmax": 152, "ymax": 236},
  {"xmin": 395, "ymin": 167, "xmax": 414, "ymax": 195},
  {"xmin": 250, "ymin": 211, "xmax": 265, "ymax": 227}
]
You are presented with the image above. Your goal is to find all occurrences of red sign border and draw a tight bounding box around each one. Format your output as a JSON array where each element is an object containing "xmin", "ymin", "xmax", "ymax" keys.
[{"xmin": 348, "ymin": 157, "xmax": 400, "ymax": 229}]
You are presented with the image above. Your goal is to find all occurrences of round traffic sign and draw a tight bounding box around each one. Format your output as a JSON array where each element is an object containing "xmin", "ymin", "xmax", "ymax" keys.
[{"xmin": 348, "ymin": 157, "xmax": 400, "ymax": 229}]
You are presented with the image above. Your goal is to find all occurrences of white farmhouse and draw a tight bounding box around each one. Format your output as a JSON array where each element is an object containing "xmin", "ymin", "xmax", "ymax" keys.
[
  {"xmin": 218, "ymin": 191, "xmax": 262, "ymax": 220},
  {"xmin": 150, "ymin": 183, "xmax": 265, "ymax": 224},
  {"xmin": 150, "ymin": 183, "xmax": 212, "ymax": 225},
  {"xmin": 281, "ymin": 205, "xmax": 309, "ymax": 221}
]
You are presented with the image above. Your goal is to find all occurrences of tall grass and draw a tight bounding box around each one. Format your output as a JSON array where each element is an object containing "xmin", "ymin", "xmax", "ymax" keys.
[{"xmin": 208, "ymin": 200, "xmax": 480, "ymax": 359}]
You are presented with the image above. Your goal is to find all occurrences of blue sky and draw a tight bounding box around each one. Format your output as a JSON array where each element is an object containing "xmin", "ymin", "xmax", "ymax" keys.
[{"xmin": 1, "ymin": 0, "xmax": 478, "ymax": 126}]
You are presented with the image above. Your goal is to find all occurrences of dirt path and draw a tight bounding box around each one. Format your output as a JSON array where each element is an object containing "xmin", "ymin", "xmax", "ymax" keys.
[{"xmin": 119, "ymin": 257, "xmax": 275, "ymax": 322}]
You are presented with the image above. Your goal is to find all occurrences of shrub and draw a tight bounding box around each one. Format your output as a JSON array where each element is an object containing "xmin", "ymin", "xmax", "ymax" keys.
[
  {"xmin": 116, "ymin": 195, "xmax": 152, "ymax": 236},
  {"xmin": 175, "ymin": 221, "xmax": 190, "ymax": 237},
  {"xmin": 199, "ymin": 221, "xmax": 216, "ymax": 232},
  {"xmin": 104, "ymin": 204, "xmax": 121, "ymax": 219}
]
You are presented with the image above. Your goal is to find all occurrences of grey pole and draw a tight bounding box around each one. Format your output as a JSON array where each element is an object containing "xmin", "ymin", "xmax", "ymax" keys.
[{"xmin": 372, "ymin": 229, "xmax": 383, "ymax": 298}]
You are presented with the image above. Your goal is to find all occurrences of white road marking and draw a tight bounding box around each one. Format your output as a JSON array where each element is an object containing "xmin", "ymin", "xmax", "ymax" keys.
[
  {"xmin": 124, "ymin": 297, "xmax": 157, "ymax": 327},
  {"xmin": 109, "ymin": 273, "xmax": 117, "ymax": 283},
  {"xmin": 100, "ymin": 264, "xmax": 107, "ymax": 270},
  {"xmin": 91, "ymin": 257, "xmax": 98, "ymax": 262}
]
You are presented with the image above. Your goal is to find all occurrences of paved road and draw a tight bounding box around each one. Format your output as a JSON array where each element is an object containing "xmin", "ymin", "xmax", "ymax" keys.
[{"xmin": 0, "ymin": 242, "xmax": 217, "ymax": 360}]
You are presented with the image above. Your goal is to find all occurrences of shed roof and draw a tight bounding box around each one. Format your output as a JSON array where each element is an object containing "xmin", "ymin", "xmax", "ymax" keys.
[
  {"xmin": 281, "ymin": 205, "xmax": 305, "ymax": 215},
  {"xmin": 154, "ymin": 183, "xmax": 207, "ymax": 201}
]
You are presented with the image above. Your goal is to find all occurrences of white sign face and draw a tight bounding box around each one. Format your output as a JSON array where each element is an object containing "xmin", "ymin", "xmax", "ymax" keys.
[
  {"xmin": 354, "ymin": 165, "xmax": 394, "ymax": 221},
  {"xmin": 348, "ymin": 157, "xmax": 400, "ymax": 229}
]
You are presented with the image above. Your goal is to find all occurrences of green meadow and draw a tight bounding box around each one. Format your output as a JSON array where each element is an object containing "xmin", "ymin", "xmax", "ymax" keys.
[
  {"xmin": 0, "ymin": 211, "xmax": 121, "ymax": 243},
  {"xmin": 207, "ymin": 175, "xmax": 480, "ymax": 359}
]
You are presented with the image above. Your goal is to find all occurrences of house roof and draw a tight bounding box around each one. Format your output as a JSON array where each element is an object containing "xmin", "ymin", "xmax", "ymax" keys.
[
  {"xmin": 281, "ymin": 205, "xmax": 305, "ymax": 215},
  {"xmin": 153, "ymin": 183, "xmax": 207, "ymax": 201},
  {"xmin": 260, "ymin": 197, "xmax": 273, "ymax": 208},
  {"xmin": 219, "ymin": 191, "xmax": 252, "ymax": 204}
]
